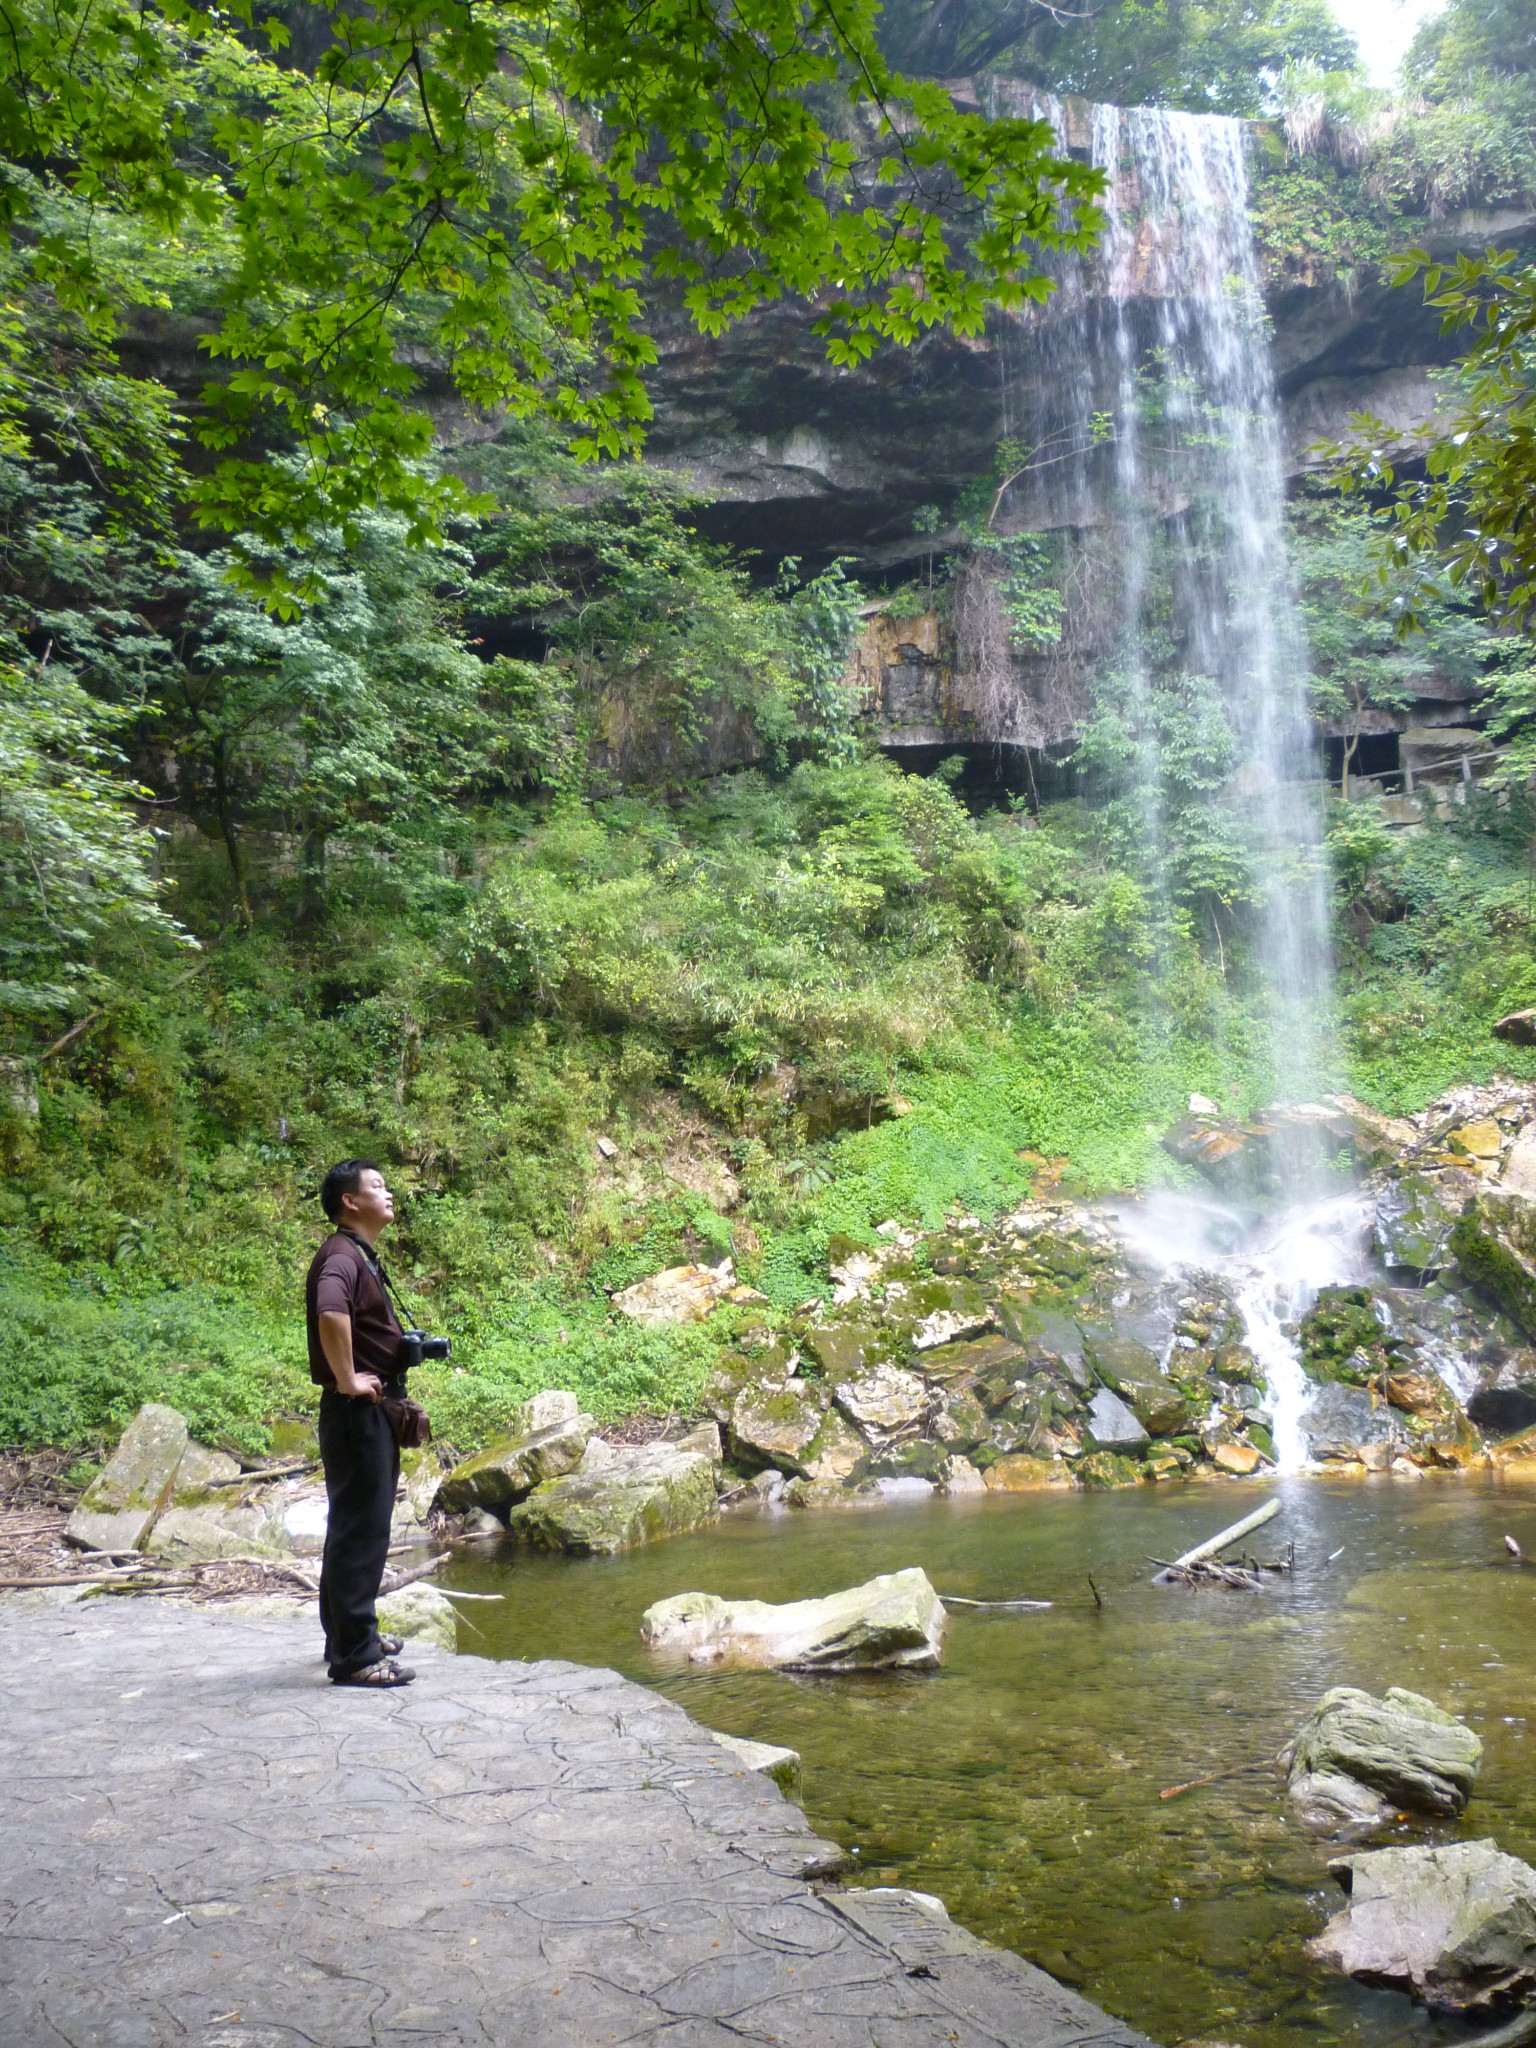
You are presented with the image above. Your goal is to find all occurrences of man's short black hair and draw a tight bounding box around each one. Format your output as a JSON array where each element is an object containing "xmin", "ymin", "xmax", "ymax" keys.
[{"xmin": 320, "ymin": 1159, "xmax": 380, "ymax": 1223}]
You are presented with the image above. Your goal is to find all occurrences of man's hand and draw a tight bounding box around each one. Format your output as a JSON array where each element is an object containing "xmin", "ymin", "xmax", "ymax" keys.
[{"xmin": 318, "ymin": 1310, "xmax": 381, "ymax": 1400}]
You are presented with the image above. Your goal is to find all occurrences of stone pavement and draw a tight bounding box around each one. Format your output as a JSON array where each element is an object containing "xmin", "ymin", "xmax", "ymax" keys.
[{"xmin": 0, "ymin": 1600, "xmax": 1154, "ymax": 2047}]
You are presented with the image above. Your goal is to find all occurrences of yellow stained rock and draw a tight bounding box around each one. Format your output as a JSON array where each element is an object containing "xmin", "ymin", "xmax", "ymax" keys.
[
  {"xmin": 1212, "ymin": 1440, "xmax": 1262, "ymax": 1476},
  {"xmin": 1447, "ymin": 1121, "xmax": 1503, "ymax": 1160},
  {"xmin": 983, "ymin": 1453, "xmax": 1073, "ymax": 1491}
]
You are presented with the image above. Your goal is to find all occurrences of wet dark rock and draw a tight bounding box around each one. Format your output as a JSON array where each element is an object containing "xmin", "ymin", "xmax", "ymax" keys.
[
  {"xmin": 1468, "ymin": 1378, "xmax": 1536, "ymax": 1440},
  {"xmin": 867, "ymin": 1438, "xmax": 946, "ymax": 1482},
  {"xmin": 1285, "ymin": 1686, "xmax": 1482, "ymax": 1819},
  {"xmin": 1310, "ymin": 1840, "xmax": 1536, "ymax": 2012},
  {"xmin": 1299, "ymin": 1383, "xmax": 1398, "ymax": 1462},
  {"xmin": 1081, "ymin": 1331, "xmax": 1159, "ymax": 1386},
  {"xmin": 1453, "ymin": 1193, "xmax": 1536, "ymax": 1340},
  {"xmin": 918, "ymin": 1332, "xmax": 1026, "ymax": 1383},
  {"xmin": 1083, "ymin": 1333, "xmax": 1189, "ymax": 1435},
  {"xmin": 1085, "ymin": 1387, "xmax": 1150, "ymax": 1451},
  {"xmin": 1376, "ymin": 1171, "xmax": 1476, "ymax": 1274},
  {"xmin": 1494, "ymin": 1010, "xmax": 1536, "ymax": 1048}
]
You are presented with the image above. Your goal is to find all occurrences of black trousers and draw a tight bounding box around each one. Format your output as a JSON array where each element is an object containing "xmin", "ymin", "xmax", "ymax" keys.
[{"xmin": 317, "ymin": 1389, "xmax": 400, "ymax": 1677}]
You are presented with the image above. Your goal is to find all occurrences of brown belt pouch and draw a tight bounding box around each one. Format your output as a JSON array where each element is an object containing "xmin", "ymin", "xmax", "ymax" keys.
[{"xmin": 378, "ymin": 1393, "xmax": 432, "ymax": 1449}]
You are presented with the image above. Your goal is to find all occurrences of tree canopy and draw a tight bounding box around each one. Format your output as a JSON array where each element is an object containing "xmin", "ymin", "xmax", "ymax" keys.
[
  {"xmin": 875, "ymin": 0, "xmax": 1359, "ymax": 118},
  {"xmin": 0, "ymin": 0, "xmax": 1102, "ymax": 601}
]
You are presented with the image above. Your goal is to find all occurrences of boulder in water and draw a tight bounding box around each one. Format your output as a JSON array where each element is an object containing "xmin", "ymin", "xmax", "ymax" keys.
[
  {"xmin": 640, "ymin": 1566, "xmax": 946, "ymax": 1671},
  {"xmin": 436, "ymin": 1392, "xmax": 593, "ymax": 1514},
  {"xmin": 1284, "ymin": 1686, "xmax": 1482, "ymax": 1818},
  {"xmin": 508, "ymin": 1439, "xmax": 718, "ymax": 1555},
  {"xmin": 66, "ymin": 1403, "xmax": 189, "ymax": 1553},
  {"xmin": 376, "ymin": 1583, "xmax": 458, "ymax": 1653},
  {"xmin": 983, "ymin": 1452, "xmax": 1073, "ymax": 1490},
  {"xmin": 1300, "ymin": 1383, "xmax": 1398, "ymax": 1464},
  {"xmin": 1309, "ymin": 1840, "xmax": 1536, "ymax": 2012}
]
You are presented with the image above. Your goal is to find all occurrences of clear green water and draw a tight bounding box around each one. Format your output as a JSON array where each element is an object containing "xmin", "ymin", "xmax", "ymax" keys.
[{"xmin": 442, "ymin": 1477, "xmax": 1536, "ymax": 2048}]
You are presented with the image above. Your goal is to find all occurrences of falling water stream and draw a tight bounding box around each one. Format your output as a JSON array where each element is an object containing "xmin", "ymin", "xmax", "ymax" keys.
[{"xmin": 988, "ymin": 100, "xmax": 1350, "ymax": 1453}]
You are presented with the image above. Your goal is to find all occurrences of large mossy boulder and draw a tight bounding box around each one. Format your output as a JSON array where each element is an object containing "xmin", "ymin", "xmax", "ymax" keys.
[
  {"xmin": 1285, "ymin": 1687, "xmax": 1482, "ymax": 1819},
  {"xmin": 1453, "ymin": 1193, "xmax": 1536, "ymax": 1340},
  {"xmin": 1083, "ymin": 1334, "xmax": 1189, "ymax": 1436},
  {"xmin": 802, "ymin": 1407, "xmax": 869, "ymax": 1484},
  {"xmin": 66, "ymin": 1403, "xmax": 189, "ymax": 1553},
  {"xmin": 728, "ymin": 1376, "xmax": 825, "ymax": 1475},
  {"xmin": 1299, "ymin": 1287, "xmax": 1392, "ymax": 1385},
  {"xmin": 640, "ymin": 1566, "xmax": 946, "ymax": 1671},
  {"xmin": 508, "ymin": 1440, "xmax": 718, "ymax": 1555},
  {"xmin": 802, "ymin": 1322, "xmax": 880, "ymax": 1379},
  {"xmin": 1310, "ymin": 1841, "xmax": 1536, "ymax": 2012},
  {"xmin": 376, "ymin": 1583, "xmax": 458, "ymax": 1653},
  {"xmin": 436, "ymin": 1391, "xmax": 593, "ymax": 1514},
  {"xmin": 983, "ymin": 1452, "xmax": 1073, "ymax": 1490},
  {"xmin": 1076, "ymin": 1449, "xmax": 1143, "ymax": 1488}
]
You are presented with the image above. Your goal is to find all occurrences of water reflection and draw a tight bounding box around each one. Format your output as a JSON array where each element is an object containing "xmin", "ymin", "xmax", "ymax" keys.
[{"xmin": 446, "ymin": 1478, "xmax": 1536, "ymax": 2048}]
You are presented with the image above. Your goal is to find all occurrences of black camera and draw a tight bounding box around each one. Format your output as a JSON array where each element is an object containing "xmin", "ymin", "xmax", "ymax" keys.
[{"xmin": 397, "ymin": 1329, "xmax": 451, "ymax": 1370}]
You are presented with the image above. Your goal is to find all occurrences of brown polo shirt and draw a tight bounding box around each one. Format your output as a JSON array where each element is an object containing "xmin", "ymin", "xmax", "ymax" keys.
[{"xmin": 305, "ymin": 1231, "xmax": 404, "ymax": 1389}]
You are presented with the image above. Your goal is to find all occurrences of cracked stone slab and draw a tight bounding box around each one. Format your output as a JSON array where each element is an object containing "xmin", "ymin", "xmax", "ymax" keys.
[{"xmin": 0, "ymin": 1600, "xmax": 1155, "ymax": 2048}]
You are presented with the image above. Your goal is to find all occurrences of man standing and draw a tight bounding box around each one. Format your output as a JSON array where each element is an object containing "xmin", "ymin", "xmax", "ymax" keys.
[{"xmin": 306, "ymin": 1160, "xmax": 414, "ymax": 1688}]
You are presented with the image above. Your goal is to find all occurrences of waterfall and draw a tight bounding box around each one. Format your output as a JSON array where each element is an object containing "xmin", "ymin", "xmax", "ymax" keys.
[
  {"xmin": 994, "ymin": 99, "xmax": 1336, "ymax": 1131},
  {"xmin": 985, "ymin": 96, "xmax": 1346, "ymax": 1468}
]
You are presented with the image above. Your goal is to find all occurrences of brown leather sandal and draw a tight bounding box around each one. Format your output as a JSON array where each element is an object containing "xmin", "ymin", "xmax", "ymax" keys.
[{"xmin": 331, "ymin": 1658, "xmax": 415, "ymax": 1688}]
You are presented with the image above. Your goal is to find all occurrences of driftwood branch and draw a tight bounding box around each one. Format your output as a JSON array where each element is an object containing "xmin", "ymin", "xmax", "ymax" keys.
[
  {"xmin": 1159, "ymin": 1760, "xmax": 1276, "ymax": 1801},
  {"xmin": 939, "ymin": 1594, "xmax": 1053, "ymax": 1610},
  {"xmin": 1153, "ymin": 1499, "xmax": 1282, "ymax": 1584},
  {"xmin": 380, "ymin": 1552, "xmax": 449, "ymax": 1594},
  {"xmin": 206, "ymin": 1461, "xmax": 316, "ymax": 1488}
]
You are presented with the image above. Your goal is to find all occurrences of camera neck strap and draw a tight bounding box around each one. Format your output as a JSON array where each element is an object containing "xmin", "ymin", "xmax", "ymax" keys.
[{"xmin": 337, "ymin": 1229, "xmax": 418, "ymax": 1330}]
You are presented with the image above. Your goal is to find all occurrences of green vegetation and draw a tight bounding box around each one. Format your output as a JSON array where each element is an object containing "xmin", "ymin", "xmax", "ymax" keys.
[{"xmin": 5, "ymin": 0, "xmax": 1536, "ymax": 1467}]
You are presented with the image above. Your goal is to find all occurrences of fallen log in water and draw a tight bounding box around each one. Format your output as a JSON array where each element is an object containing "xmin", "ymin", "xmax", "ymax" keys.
[
  {"xmin": 380, "ymin": 1552, "xmax": 450, "ymax": 1594},
  {"xmin": 1153, "ymin": 1498, "xmax": 1282, "ymax": 1585}
]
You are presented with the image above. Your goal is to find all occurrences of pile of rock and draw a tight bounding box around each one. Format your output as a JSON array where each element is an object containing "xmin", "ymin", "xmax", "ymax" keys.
[{"xmin": 693, "ymin": 1206, "xmax": 1296, "ymax": 1499}]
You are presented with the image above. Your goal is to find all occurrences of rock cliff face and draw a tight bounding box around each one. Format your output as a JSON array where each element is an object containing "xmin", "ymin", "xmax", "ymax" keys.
[{"xmin": 636, "ymin": 81, "xmax": 1536, "ymax": 774}]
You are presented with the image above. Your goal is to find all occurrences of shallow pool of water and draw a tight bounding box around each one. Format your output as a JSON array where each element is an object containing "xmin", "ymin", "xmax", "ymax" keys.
[{"xmin": 443, "ymin": 1477, "xmax": 1536, "ymax": 2048}]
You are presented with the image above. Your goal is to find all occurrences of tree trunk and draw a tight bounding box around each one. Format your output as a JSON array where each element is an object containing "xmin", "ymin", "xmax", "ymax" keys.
[
  {"xmin": 210, "ymin": 741, "xmax": 252, "ymax": 930},
  {"xmin": 298, "ymin": 823, "xmax": 328, "ymax": 928}
]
